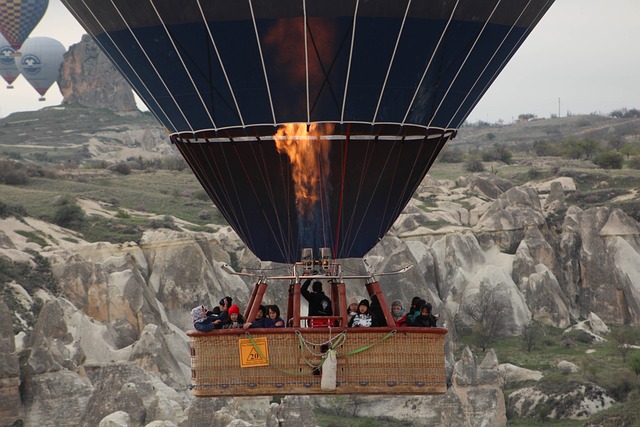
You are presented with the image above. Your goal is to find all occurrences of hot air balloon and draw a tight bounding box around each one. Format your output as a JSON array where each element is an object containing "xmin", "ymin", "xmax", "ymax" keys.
[
  {"xmin": 0, "ymin": 33, "xmax": 19, "ymax": 88},
  {"xmin": 60, "ymin": 0, "xmax": 556, "ymax": 397},
  {"xmin": 0, "ymin": 0, "xmax": 48, "ymax": 51},
  {"xmin": 14, "ymin": 36, "xmax": 65, "ymax": 101}
]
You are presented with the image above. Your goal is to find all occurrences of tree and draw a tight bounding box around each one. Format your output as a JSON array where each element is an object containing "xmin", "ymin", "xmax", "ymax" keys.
[
  {"xmin": 620, "ymin": 143, "xmax": 638, "ymax": 159},
  {"xmin": 614, "ymin": 328, "xmax": 636, "ymax": 362},
  {"xmin": 628, "ymin": 352, "xmax": 640, "ymax": 391},
  {"xmin": 521, "ymin": 321, "xmax": 542, "ymax": 352},
  {"xmin": 607, "ymin": 136, "xmax": 625, "ymax": 151},
  {"xmin": 463, "ymin": 288, "xmax": 510, "ymax": 352},
  {"xmin": 580, "ymin": 138, "xmax": 600, "ymax": 160}
]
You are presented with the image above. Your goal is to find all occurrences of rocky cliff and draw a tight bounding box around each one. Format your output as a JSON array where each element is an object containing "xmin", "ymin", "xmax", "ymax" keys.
[
  {"xmin": 2, "ymin": 168, "xmax": 638, "ymax": 425},
  {"xmin": 59, "ymin": 34, "xmax": 138, "ymax": 113}
]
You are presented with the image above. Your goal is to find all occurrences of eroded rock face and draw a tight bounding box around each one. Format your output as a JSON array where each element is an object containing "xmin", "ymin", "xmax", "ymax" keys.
[
  {"xmin": 508, "ymin": 382, "xmax": 614, "ymax": 420},
  {"xmin": 559, "ymin": 206, "xmax": 640, "ymax": 323},
  {"xmin": 321, "ymin": 347, "xmax": 506, "ymax": 426},
  {"xmin": 0, "ymin": 299, "xmax": 21, "ymax": 425},
  {"xmin": 59, "ymin": 35, "xmax": 137, "ymax": 113}
]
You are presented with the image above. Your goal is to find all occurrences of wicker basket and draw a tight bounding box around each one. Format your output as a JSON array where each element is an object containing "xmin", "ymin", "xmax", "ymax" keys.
[{"xmin": 188, "ymin": 326, "xmax": 447, "ymax": 397}]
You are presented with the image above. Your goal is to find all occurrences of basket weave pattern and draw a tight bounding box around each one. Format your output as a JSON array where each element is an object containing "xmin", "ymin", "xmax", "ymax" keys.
[{"xmin": 188, "ymin": 327, "xmax": 447, "ymax": 396}]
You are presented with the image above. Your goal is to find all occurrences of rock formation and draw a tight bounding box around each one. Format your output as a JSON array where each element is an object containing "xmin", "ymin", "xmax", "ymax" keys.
[
  {"xmin": 0, "ymin": 299, "xmax": 21, "ymax": 425},
  {"xmin": 5, "ymin": 166, "xmax": 640, "ymax": 425},
  {"xmin": 59, "ymin": 35, "xmax": 138, "ymax": 113}
]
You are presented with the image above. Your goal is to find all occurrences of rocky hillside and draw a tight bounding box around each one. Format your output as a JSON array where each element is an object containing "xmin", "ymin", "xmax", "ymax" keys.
[
  {"xmin": 3, "ymin": 158, "xmax": 640, "ymax": 425},
  {"xmin": 3, "ymin": 56, "xmax": 640, "ymax": 423}
]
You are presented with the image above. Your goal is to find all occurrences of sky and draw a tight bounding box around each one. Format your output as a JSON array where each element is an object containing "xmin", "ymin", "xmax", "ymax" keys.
[{"xmin": 1, "ymin": 0, "xmax": 638, "ymax": 123}]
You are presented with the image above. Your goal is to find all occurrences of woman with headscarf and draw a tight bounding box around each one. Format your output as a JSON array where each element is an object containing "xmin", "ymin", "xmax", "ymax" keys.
[
  {"xmin": 411, "ymin": 302, "xmax": 438, "ymax": 327},
  {"xmin": 390, "ymin": 300, "xmax": 407, "ymax": 327}
]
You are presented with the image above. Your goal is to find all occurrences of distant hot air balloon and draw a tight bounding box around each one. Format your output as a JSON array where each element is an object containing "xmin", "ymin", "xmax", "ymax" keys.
[
  {"xmin": 0, "ymin": 0, "xmax": 49, "ymax": 51},
  {"xmin": 14, "ymin": 36, "xmax": 65, "ymax": 101},
  {"xmin": 61, "ymin": 0, "xmax": 556, "ymax": 264},
  {"xmin": 0, "ymin": 32, "xmax": 19, "ymax": 88}
]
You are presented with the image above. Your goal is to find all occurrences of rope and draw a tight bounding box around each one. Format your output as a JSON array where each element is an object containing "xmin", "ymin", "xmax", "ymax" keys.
[
  {"xmin": 338, "ymin": 330, "xmax": 397, "ymax": 357},
  {"xmin": 243, "ymin": 329, "xmax": 398, "ymax": 377}
]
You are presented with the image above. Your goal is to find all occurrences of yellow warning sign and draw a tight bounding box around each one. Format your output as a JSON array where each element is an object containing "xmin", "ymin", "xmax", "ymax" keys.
[{"xmin": 239, "ymin": 337, "xmax": 269, "ymax": 368}]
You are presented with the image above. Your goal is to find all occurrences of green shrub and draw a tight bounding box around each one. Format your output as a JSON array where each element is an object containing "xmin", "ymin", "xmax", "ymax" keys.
[
  {"xmin": 563, "ymin": 329, "xmax": 594, "ymax": 344},
  {"xmin": 0, "ymin": 201, "xmax": 27, "ymax": 218},
  {"xmin": 438, "ymin": 147, "xmax": 464, "ymax": 163},
  {"xmin": 149, "ymin": 215, "xmax": 176, "ymax": 229},
  {"xmin": 111, "ymin": 162, "xmax": 132, "ymax": 175},
  {"xmin": 53, "ymin": 203, "xmax": 86, "ymax": 228},
  {"xmin": 115, "ymin": 209, "xmax": 131, "ymax": 219},
  {"xmin": 465, "ymin": 159, "xmax": 485, "ymax": 172},
  {"xmin": 628, "ymin": 157, "xmax": 640, "ymax": 170},
  {"xmin": 0, "ymin": 159, "xmax": 29, "ymax": 185},
  {"xmin": 198, "ymin": 210, "xmax": 212, "ymax": 220},
  {"xmin": 593, "ymin": 151, "xmax": 624, "ymax": 169}
]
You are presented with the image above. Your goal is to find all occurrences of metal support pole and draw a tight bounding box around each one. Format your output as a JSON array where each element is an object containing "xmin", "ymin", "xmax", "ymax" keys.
[
  {"xmin": 287, "ymin": 282, "xmax": 302, "ymax": 327},
  {"xmin": 246, "ymin": 282, "xmax": 268, "ymax": 323},
  {"xmin": 332, "ymin": 282, "xmax": 348, "ymax": 326}
]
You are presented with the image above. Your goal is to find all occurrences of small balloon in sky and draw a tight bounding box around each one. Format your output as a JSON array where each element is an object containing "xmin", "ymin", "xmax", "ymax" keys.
[{"xmin": 15, "ymin": 36, "xmax": 65, "ymax": 101}]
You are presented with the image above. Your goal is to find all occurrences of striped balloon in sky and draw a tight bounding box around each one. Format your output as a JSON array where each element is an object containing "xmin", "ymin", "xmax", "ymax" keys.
[
  {"xmin": 0, "ymin": 0, "xmax": 49, "ymax": 50},
  {"xmin": 0, "ymin": 32, "xmax": 19, "ymax": 88}
]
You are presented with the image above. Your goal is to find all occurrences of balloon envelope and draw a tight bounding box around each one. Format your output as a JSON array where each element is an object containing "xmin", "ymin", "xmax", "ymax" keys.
[
  {"xmin": 61, "ymin": 0, "xmax": 556, "ymax": 263},
  {"xmin": 15, "ymin": 36, "xmax": 65, "ymax": 99},
  {"xmin": 0, "ymin": 0, "xmax": 49, "ymax": 50},
  {"xmin": 0, "ymin": 32, "xmax": 19, "ymax": 88}
]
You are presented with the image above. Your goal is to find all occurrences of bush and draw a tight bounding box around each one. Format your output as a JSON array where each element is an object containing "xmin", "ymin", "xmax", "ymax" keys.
[
  {"xmin": 149, "ymin": 215, "xmax": 176, "ymax": 229},
  {"xmin": 193, "ymin": 190, "xmax": 210, "ymax": 201},
  {"xmin": 564, "ymin": 329, "xmax": 594, "ymax": 344},
  {"xmin": 438, "ymin": 147, "xmax": 464, "ymax": 163},
  {"xmin": 198, "ymin": 210, "xmax": 212, "ymax": 220},
  {"xmin": 628, "ymin": 157, "xmax": 640, "ymax": 170},
  {"xmin": 111, "ymin": 162, "xmax": 132, "ymax": 175},
  {"xmin": 53, "ymin": 203, "xmax": 86, "ymax": 228},
  {"xmin": 115, "ymin": 209, "xmax": 130, "ymax": 219},
  {"xmin": 0, "ymin": 201, "xmax": 27, "ymax": 218},
  {"xmin": 0, "ymin": 160, "xmax": 29, "ymax": 185},
  {"xmin": 465, "ymin": 159, "xmax": 485, "ymax": 172},
  {"xmin": 593, "ymin": 151, "xmax": 623, "ymax": 169}
]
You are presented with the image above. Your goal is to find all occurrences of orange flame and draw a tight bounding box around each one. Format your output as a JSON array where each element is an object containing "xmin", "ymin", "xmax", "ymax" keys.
[{"xmin": 275, "ymin": 123, "xmax": 333, "ymax": 218}]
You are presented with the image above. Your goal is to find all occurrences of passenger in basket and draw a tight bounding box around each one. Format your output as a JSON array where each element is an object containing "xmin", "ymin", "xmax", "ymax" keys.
[
  {"xmin": 369, "ymin": 294, "xmax": 386, "ymax": 326},
  {"xmin": 222, "ymin": 304, "xmax": 245, "ymax": 329},
  {"xmin": 348, "ymin": 299, "xmax": 373, "ymax": 327},
  {"xmin": 191, "ymin": 304, "xmax": 222, "ymax": 332},
  {"xmin": 411, "ymin": 302, "xmax": 438, "ymax": 327},
  {"xmin": 407, "ymin": 298, "xmax": 426, "ymax": 326},
  {"xmin": 347, "ymin": 298, "xmax": 359, "ymax": 323},
  {"xmin": 217, "ymin": 296, "xmax": 233, "ymax": 325},
  {"xmin": 243, "ymin": 305, "xmax": 274, "ymax": 329},
  {"xmin": 267, "ymin": 305, "xmax": 285, "ymax": 327},
  {"xmin": 408, "ymin": 296, "xmax": 422, "ymax": 318},
  {"xmin": 301, "ymin": 279, "xmax": 333, "ymax": 316},
  {"xmin": 391, "ymin": 300, "xmax": 407, "ymax": 327}
]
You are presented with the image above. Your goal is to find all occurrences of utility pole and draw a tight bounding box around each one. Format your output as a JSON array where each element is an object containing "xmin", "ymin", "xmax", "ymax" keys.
[{"xmin": 558, "ymin": 98, "xmax": 561, "ymax": 118}]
